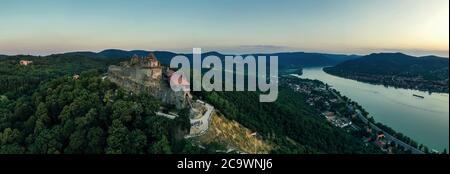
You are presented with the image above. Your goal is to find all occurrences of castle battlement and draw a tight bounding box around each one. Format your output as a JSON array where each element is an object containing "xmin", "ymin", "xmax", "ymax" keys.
[{"xmin": 130, "ymin": 53, "xmax": 160, "ymax": 68}]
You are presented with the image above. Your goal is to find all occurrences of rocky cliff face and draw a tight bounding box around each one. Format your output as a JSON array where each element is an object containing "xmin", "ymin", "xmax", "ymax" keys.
[{"xmin": 107, "ymin": 57, "xmax": 190, "ymax": 109}]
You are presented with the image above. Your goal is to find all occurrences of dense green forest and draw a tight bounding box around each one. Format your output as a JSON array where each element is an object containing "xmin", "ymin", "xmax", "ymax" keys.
[
  {"xmin": 194, "ymin": 88, "xmax": 382, "ymax": 154},
  {"xmin": 0, "ymin": 54, "xmax": 123, "ymax": 100},
  {"xmin": 0, "ymin": 71, "xmax": 200, "ymax": 154},
  {"xmin": 0, "ymin": 53, "xmax": 380, "ymax": 154},
  {"xmin": 0, "ymin": 55, "xmax": 205, "ymax": 154}
]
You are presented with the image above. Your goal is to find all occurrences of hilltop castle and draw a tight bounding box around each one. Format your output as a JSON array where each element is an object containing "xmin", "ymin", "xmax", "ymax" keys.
[
  {"xmin": 107, "ymin": 53, "xmax": 222, "ymax": 139},
  {"xmin": 129, "ymin": 53, "xmax": 162, "ymax": 80},
  {"xmin": 107, "ymin": 53, "xmax": 191, "ymax": 109}
]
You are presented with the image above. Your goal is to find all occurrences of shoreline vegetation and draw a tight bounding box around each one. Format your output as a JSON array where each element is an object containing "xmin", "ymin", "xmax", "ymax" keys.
[{"xmin": 323, "ymin": 69, "xmax": 449, "ymax": 94}]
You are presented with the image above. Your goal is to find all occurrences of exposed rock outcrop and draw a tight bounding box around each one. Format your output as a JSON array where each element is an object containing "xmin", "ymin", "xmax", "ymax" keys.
[{"xmin": 107, "ymin": 53, "xmax": 191, "ymax": 109}]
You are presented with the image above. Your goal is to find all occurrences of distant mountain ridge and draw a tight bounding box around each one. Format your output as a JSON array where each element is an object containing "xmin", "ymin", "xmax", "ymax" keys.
[
  {"xmin": 6, "ymin": 50, "xmax": 447, "ymax": 70},
  {"xmin": 50, "ymin": 49, "xmax": 360, "ymax": 68},
  {"xmin": 324, "ymin": 53, "xmax": 449, "ymax": 93},
  {"xmin": 243, "ymin": 52, "xmax": 359, "ymax": 68}
]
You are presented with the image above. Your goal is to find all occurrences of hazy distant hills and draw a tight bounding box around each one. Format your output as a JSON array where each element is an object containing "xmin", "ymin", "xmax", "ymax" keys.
[
  {"xmin": 324, "ymin": 53, "xmax": 449, "ymax": 93},
  {"xmin": 60, "ymin": 49, "xmax": 171, "ymax": 60},
  {"xmin": 244, "ymin": 52, "xmax": 359, "ymax": 68},
  {"xmin": 51, "ymin": 49, "xmax": 360, "ymax": 68},
  {"xmin": 3, "ymin": 50, "xmax": 447, "ymax": 72},
  {"xmin": 325, "ymin": 53, "xmax": 449, "ymax": 77}
]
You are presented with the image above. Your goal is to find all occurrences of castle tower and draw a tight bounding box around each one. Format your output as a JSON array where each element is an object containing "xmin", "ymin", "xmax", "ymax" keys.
[
  {"xmin": 130, "ymin": 54, "xmax": 140, "ymax": 65},
  {"xmin": 147, "ymin": 53, "xmax": 160, "ymax": 68},
  {"xmin": 148, "ymin": 52, "xmax": 156, "ymax": 61},
  {"xmin": 144, "ymin": 52, "xmax": 162, "ymax": 80}
]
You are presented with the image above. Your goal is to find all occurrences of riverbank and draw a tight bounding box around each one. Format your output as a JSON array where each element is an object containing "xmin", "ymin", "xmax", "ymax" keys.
[
  {"xmin": 323, "ymin": 67, "xmax": 449, "ymax": 94},
  {"xmin": 298, "ymin": 68, "xmax": 449, "ymax": 152}
]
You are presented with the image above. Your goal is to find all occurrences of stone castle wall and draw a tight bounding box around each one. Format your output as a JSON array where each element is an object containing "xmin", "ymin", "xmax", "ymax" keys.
[{"xmin": 107, "ymin": 64, "xmax": 190, "ymax": 109}]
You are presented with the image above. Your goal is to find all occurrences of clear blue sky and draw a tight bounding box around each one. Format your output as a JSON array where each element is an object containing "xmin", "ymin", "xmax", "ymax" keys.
[{"xmin": 0, "ymin": 0, "xmax": 448, "ymax": 56}]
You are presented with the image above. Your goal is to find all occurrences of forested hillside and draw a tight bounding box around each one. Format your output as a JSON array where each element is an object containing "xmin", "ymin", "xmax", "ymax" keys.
[
  {"xmin": 0, "ymin": 54, "xmax": 124, "ymax": 100},
  {"xmin": 59, "ymin": 49, "xmax": 358, "ymax": 69},
  {"xmin": 324, "ymin": 53, "xmax": 449, "ymax": 93},
  {"xmin": 194, "ymin": 88, "xmax": 382, "ymax": 154},
  {"xmin": 0, "ymin": 52, "xmax": 380, "ymax": 154},
  {"xmin": 0, "ymin": 71, "xmax": 200, "ymax": 154}
]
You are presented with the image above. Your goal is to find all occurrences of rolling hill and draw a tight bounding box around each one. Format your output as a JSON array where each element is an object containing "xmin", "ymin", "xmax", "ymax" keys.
[
  {"xmin": 324, "ymin": 53, "xmax": 449, "ymax": 93},
  {"xmin": 52, "ymin": 49, "xmax": 358, "ymax": 69}
]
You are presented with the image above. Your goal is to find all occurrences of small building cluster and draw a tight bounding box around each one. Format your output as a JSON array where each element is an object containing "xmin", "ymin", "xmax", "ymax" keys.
[
  {"xmin": 19, "ymin": 60, "xmax": 33, "ymax": 66},
  {"xmin": 73, "ymin": 74, "xmax": 80, "ymax": 80},
  {"xmin": 323, "ymin": 111, "xmax": 352, "ymax": 128}
]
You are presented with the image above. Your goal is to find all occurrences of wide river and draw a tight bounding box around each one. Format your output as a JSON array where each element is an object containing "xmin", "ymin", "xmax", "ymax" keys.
[{"xmin": 297, "ymin": 68, "xmax": 449, "ymax": 151}]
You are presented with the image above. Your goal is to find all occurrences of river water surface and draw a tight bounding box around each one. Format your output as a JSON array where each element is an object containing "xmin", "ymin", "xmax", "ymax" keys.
[{"xmin": 296, "ymin": 68, "xmax": 449, "ymax": 151}]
